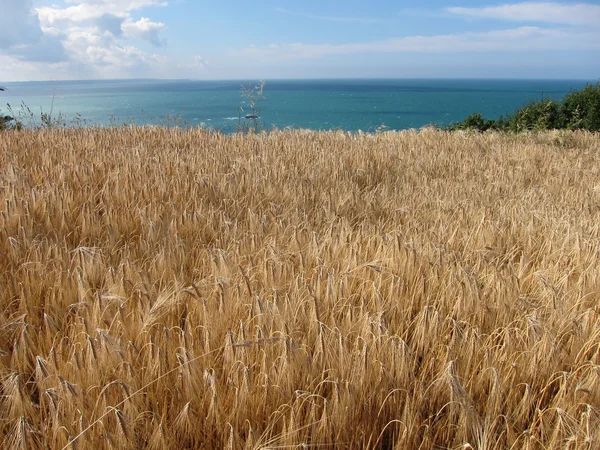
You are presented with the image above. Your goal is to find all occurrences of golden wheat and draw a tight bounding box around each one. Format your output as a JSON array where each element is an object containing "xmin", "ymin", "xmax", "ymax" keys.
[{"xmin": 0, "ymin": 127, "xmax": 599, "ymax": 449}]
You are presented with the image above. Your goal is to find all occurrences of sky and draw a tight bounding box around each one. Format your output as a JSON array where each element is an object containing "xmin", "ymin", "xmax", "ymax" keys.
[{"xmin": 0, "ymin": 0, "xmax": 599, "ymax": 81}]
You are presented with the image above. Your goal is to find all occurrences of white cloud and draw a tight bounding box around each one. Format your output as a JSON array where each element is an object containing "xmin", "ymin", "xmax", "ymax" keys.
[
  {"xmin": 171, "ymin": 55, "xmax": 210, "ymax": 78},
  {"xmin": 95, "ymin": 14, "xmax": 126, "ymax": 36},
  {"xmin": 230, "ymin": 26, "xmax": 600, "ymax": 60},
  {"xmin": 7, "ymin": 0, "xmax": 171, "ymax": 78},
  {"xmin": 62, "ymin": 25, "xmax": 157, "ymax": 69},
  {"xmin": 275, "ymin": 8, "xmax": 380, "ymax": 24},
  {"xmin": 122, "ymin": 17, "xmax": 166, "ymax": 46},
  {"xmin": 0, "ymin": 54, "xmax": 72, "ymax": 81},
  {"xmin": 193, "ymin": 56, "xmax": 207, "ymax": 67},
  {"xmin": 0, "ymin": 0, "xmax": 68, "ymax": 62},
  {"xmin": 36, "ymin": 0, "xmax": 168, "ymax": 39},
  {"xmin": 37, "ymin": 0, "xmax": 167, "ymax": 27},
  {"xmin": 9, "ymin": 35, "xmax": 68, "ymax": 63},
  {"xmin": 447, "ymin": 2, "xmax": 600, "ymax": 26},
  {"xmin": 0, "ymin": 0, "xmax": 41, "ymax": 48},
  {"xmin": 37, "ymin": 5, "xmax": 121, "ymax": 27}
]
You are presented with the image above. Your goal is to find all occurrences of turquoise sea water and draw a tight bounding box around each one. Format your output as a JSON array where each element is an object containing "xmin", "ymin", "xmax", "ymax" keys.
[{"xmin": 0, "ymin": 79, "xmax": 594, "ymax": 132}]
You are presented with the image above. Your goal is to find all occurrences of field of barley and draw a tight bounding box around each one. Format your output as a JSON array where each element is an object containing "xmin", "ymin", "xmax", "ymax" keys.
[{"xmin": 1, "ymin": 128, "xmax": 599, "ymax": 449}]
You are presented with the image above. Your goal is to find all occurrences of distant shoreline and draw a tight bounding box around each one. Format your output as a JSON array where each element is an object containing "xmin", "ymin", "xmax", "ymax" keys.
[{"xmin": 1, "ymin": 77, "xmax": 597, "ymax": 84}]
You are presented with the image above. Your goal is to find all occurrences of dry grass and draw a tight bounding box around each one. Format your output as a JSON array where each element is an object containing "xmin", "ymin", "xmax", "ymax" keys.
[{"xmin": 0, "ymin": 127, "xmax": 599, "ymax": 449}]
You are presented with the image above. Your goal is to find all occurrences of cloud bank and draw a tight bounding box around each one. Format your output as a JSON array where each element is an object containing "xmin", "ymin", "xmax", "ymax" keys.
[
  {"xmin": 0, "ymin": 0, "xmax": 67, "ymax": 63},
  {"xmin": 447, "ymin": 2, "xmax": 600, "ymax": 26},
  {"xmin": 231, "ymin": 26, "xmax": 600, "ymax": 60},
  {"xmin": 0, "ymin": 0, "xmax": 169, "ymax": 80},
  {"xmin": 275, "ymin": 8, "xmax": 380, "ymax": 24}
]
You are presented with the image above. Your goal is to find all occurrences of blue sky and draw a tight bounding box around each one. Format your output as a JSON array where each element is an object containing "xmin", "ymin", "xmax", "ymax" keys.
[{"xmin": 0, "ymin": 0, "xmax": 598, "ymax": 81}]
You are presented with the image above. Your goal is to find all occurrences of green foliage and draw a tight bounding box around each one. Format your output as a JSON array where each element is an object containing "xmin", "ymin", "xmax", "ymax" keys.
[
  {"xmin": 448, "ymin": 113, "xmax": 497, "ymax": 132},
  {"xmin": 560, "ymin": 83, "xmax": 600, "ymax": 131},
  {"xmin": 509, "ymin": 99, "xmax": 560, "ymax": 132},
  {"xmin": 0, "ymin": 89, "xmax": 20, "ymax": 130},
  {"xmin": 0, "ymin": 109, "xmax": 23, "ymax": 131},
  {"xmin": 446, "ymin": 82, "xmax": 600, "ymax": 133},
  {"xmin": 0, "ymin": 115, "xmax": 11, "ymax": 130}
]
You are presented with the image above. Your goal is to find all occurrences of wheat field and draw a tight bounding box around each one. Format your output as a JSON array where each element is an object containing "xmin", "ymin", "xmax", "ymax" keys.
[{"xmin": 0, "ymin": 128, "xmax": 599, "ymax": 449}]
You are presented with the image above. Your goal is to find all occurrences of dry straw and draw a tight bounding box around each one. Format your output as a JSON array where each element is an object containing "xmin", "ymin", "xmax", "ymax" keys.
[{"xmin": 0, "ymin": 127, "xmax": 599, "ymax": 449}]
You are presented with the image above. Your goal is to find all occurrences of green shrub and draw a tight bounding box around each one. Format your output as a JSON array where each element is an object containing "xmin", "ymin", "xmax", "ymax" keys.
[
  {"xmin": 559, "ymin": 82, "xmax": 600, "ymax": 131},
  {"xmin": 447, "ymin": 81, "xmax": 600, "ymax": 133},
  {"xmin": 0, "ymin": 114, "xmax": 22, "ymax": 131},
  {"xmin": 445, "ymin": 113, "xmax": 509, "ymax": 132},
  {"xmin": 0, "ymin": 115, "xmax": 10, "ymax": 130},
  {"xmin": 450, "ymin": 113, "xmax": 492, "ymax": 131},
  {"xmin": 509, "ymin": 99, "xmax": 560, "ymax": 132}
]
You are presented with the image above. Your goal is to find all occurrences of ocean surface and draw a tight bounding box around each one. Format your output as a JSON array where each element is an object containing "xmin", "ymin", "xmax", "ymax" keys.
[{"xmin": 0, "ymin": 79, "xmax": 594, "ymax": 132}]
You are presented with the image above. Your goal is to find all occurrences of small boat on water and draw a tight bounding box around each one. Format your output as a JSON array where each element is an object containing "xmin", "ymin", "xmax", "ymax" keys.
[{"xmin": 244, "ymin": 114, "xmax": 259, "ymax": 119}]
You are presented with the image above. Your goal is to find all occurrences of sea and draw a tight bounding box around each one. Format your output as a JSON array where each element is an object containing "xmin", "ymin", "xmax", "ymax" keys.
[{"xmin": 0, "ymin": 79, "xmax": 594, "ymax": 133}]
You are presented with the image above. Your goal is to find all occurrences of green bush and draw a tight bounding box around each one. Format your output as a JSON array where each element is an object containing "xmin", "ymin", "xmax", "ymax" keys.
[
  {"xmin": 447, "ymin": 81, "xmax": 600, "ymax": 133},
  {"xmin": 0, "ymin": 114, "xmax": 22, "ymax": 131},
  {"xmin": 509, "ymin": 99, "xmax": 560, "ymax": 132},
  {"xmin": 449, "ymin": 113, "xmax": 494, "ymax": 131},
  {"xmin": 0, "ymin": 112, "xmax": 23, "ymax": 131},
  {"xmin": 0, "ymin": 115, "xmax": 10, "ymax": 130},
  {"xmin": 559, "ymin": 83, "xmax": 600, "ymax": 131}
]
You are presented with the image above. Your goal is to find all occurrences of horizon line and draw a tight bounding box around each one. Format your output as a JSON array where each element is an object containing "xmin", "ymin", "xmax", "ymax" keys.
[{"xmin": 1, "ymin": 76, "xmax": 598, "ymax": 85}]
